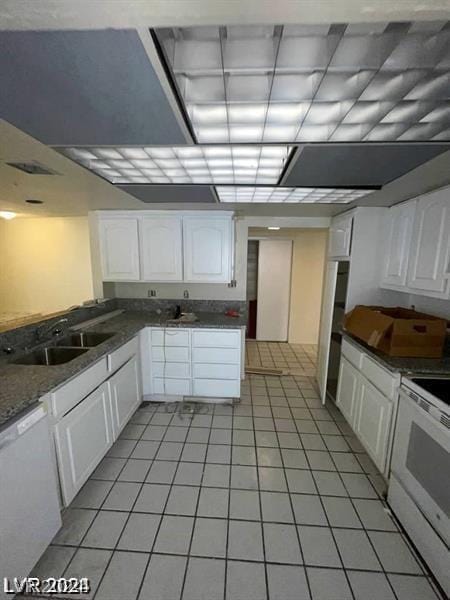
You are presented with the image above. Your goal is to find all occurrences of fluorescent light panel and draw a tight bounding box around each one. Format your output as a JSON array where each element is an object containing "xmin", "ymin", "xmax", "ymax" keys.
[
  {"xmin": 156, "ymin": 23, "xmax": 450, "ymax": 142},
  {"xmin": 216, "ymin": 186, "xmax": 376, "ymax": 203},
  {"xmin": 61, "ymin": 145, "xmax": 291, "ymax": 184}
]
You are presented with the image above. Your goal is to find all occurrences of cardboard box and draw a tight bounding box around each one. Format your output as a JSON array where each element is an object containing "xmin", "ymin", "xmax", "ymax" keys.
[{"xmin": 344, "ymin": 306, "xmax": 448, "ymax": 358}]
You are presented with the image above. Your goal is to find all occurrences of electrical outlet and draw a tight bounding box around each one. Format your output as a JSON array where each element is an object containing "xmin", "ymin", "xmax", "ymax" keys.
[
  {"xmin": 148, "ymin": 289, "xmax": 156, "ymax": 297},
  {"xmin": 183, "ymin": 290, "xmax": 189, "ymax": 299}
]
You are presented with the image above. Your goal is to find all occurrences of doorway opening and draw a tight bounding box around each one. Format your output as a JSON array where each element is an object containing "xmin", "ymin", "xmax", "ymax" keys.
[{"xmin": 246, "ymin": 228, "xmax": 328, "ymax": 347}]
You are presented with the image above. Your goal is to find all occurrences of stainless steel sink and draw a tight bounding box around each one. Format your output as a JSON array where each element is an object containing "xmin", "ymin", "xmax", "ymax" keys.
[
  {"xmin": 13, "ymin": 346, "xmax": 89, "ymax": 366},
  {"xmin": 55, "ymin": 331, "xmax": 114, "ymax": 348}
]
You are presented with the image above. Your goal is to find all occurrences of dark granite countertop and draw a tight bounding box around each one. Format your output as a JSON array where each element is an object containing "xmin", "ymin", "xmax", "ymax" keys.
[
  {"xmin": 0, "ymin": 310, "xmax": 246, "ymax": 427},
  {"xmin": 343, "ymin": 332, "xmax": 450, "ymax": 376}
]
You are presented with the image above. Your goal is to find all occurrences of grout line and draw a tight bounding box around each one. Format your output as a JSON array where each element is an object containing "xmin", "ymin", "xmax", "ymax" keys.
[
  {"xmin": 252, "ymin": 377, "xmax": 270, "ymax": 600},
  {"xmin": 134, "ymin": 405, "xmax": 199, "ymax": 600},
  {"xmin": 88, "ymin": 409, "xmax": 170, "ymax": 600},
  {"xmin": 268, "ymin": 376, "xmax": 314, "ymax": 600},
  {"xmin": 178, "ymin": 405, "xmax": 214, "ymax": 599}
]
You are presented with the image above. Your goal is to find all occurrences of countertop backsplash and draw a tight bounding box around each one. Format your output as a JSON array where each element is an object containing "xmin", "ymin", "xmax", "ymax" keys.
[{"xmin": 115, "ymin": 297, "xmax": 247, "ymax": 316}]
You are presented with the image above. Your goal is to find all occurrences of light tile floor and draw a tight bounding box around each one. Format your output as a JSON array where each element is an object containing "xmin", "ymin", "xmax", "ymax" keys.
[
  {"xmin": 28, "ymin": 373, "xmax": 444, "ymax": 600},
  {"xmin": 246, "ymin": 340, "xmax": 317, "ymax": 376}
]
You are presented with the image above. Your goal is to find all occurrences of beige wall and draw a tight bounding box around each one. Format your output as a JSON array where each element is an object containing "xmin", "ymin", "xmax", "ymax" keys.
[
  {"xmin": 0, "ymin": 216, "xmax": 94, "ymax": 315},
  {"xmin": 249, "ymin": 228, "xmax": 328, "ymax": 345}
]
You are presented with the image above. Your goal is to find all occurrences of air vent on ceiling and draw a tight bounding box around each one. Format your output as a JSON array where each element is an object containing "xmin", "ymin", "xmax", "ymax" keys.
[{"xmin": 6, "ymin": 161, "xmax": 59, "ymax": 175}]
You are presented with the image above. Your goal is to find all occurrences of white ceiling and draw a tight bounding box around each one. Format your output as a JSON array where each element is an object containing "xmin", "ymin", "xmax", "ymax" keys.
[
  {"xmin": 1, "ymin": 120, "xmax": 449, "ymax": 218},
  {"xmin": 1, "ymin": 0, "xmax": 449, "ymax": 30},
  {"xmin": 1, "ymin": 1, "xmax": 449, "ymax": 218}
]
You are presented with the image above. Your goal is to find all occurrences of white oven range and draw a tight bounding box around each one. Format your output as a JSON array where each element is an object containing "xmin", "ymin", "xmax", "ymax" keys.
[{"xmin": 388, "ymin": 376, "xmax": 449, "ymax": 596}]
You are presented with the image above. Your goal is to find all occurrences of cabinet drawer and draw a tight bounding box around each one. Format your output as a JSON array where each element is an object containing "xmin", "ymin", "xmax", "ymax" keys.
[
  {"xmin": 152, "ymin": 346, "xmax": 190, "ymax": 362},
  {"xmin": 50, "ymin": 357, "xmax": 108, "ymax": 419},
  {"xmin": 193, "ymin": 378, "xmax": 240, "ymax": 398},
  {"xmin": 341, "ymin": 338, "xmax": 363, "ymax": 369},
  {"xmin": 192, "ymin": 329, "xmax": 240, "ymax": 348},
  {"xmin": 153, "ymin": 378, "xmax": 191, "ymax": 395},
  {"xmin": 193, "ymin": 363, "xmax": 239, "ymax": 380},
  {"xmin": 151, "ymin": 329, "xmax": 189, "ymax": 347},
  {"xmin": 192, "ymin": 347, "xmax": 240, "ymax": 364},
  {"xmin": 153, "ymin": 362, "xmax": 191, "ymax": 378},
  {"xmin": 108, "ymin": 337, "xmax": 138, "ymax": 372},
  {"xmin": 361, "ymin": 355, "xmax": 398, "ymax": 400}
]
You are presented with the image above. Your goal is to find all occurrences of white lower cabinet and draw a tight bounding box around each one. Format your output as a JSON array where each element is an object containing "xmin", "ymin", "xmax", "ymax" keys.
[
  {"xmin": 148, "ymin": 327, "xmax": 242, "ymax": 399},
  {"xmin": 54, "ymin": 382, "xmax": 113, "ymax": 506},
  {"xmin": 336, "ymin": 340, "xmax": 399, "ymax": 477},
  {"xmin": 336, "ymin": 358, "xmax": 359, "ymax": 426},
  {"xmin": 109, "ymin": 357, "xmax": 141, "ymax": 439},
  {"xmin": 355, "ymin": 379, "xmax": 393, "ymax": 472},
  {"xmin": 49, "ymin": 336, "xmax": 142, "ymax": 507}
]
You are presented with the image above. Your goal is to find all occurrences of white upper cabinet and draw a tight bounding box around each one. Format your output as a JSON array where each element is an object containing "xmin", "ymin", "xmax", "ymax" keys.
[
  {"xmin": 378, "ymin": 186, "xmax": 450, "ymax": 299},
  {"xmin": 328, "ymin": 213, "xmax": 353, "ymax": 258},
  {"xmin": 95, "ymin": 211, "xmax": 233, "ymax": 284},
  {"xmin": 406, "ymin": 190, "xmax": 450, "ymax": 298},
  {"xmin": 183, "ymin": 216, "xmax": 232, "ymax": 283},
  {"xmin": 381, "ymin": 200, "xmax": 416, "ymax": 289},
  {"xmin": 140, "ymin": 215, "xmax": 183, "ymax": 281},
  {"xmin": 99, "ymin": 217, "xmax": 140, "ymax": 281}
]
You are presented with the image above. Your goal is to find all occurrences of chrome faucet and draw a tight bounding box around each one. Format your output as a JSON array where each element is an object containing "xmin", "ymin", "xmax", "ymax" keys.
[{"xmin": 35, "ymin": 317, "xmax": 69, "ymax": 341}]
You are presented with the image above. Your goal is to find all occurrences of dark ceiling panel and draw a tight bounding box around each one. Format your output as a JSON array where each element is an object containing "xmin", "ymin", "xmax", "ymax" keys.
[
  {"xmin": 117, "ymin": 184, "xmax": 216, "ymax": 203},
  {"xmin": 284, "ymin": 144, "xmax": 450, "ymax": 187},
  {"xmin": 0, "ymin": 30, "xmax": 187, "ymax": 145}
]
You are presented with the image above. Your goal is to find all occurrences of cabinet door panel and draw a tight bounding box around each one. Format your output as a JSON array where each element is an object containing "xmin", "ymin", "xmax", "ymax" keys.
[
  {"xmin": 381, "ymin": 201, "xmax": 416, "ymax": 288},
  {"xmin": 356, "ymin": 379, "xmax": 392, "ymax": 474},
  {"xmin": 407, "ymin": 191, "xmax": 450, "ymax": 297},
  {"xmin": 109, "ymin": 357, "xmax": 141, "ymax": 438},
  {"xmin": 99, "ymin": 218, "xmax": 140, "ymax": 281},
  {"xmin": 183, "ymin": 217, "xmax": 232, "ymax": 282},
  {"xmin": 54, "ymin": 383, "xmax": 113, "ymax": 506},
  {"xmin": 140, "ymin": 216, "xmax": 183, "ymax": 281},
  {"xmin": 329, "ymin": 214, "xmax": 353, "ymax": 258},
  {"xmin": 336, "ymin": 357, "xmax": 359, "ymax": 427}
]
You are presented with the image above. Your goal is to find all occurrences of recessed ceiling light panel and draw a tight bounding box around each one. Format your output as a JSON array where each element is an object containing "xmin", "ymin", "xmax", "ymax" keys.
[
  {"xmin": 155, "ymin": 23, "xmax": 450, "ymax": 142},
  {"xmin": 60, "ymin": 145, "xmax": 292, "ymax": 184},
  {"xmin": 216, "ymin": 186, "xmax": 376, "ymax": 203}
]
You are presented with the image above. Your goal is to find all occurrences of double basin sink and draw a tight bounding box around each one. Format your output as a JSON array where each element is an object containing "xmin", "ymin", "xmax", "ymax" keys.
[{"xmin": 13, "ymin": 331, "xmax": 115, "ymax": 366}]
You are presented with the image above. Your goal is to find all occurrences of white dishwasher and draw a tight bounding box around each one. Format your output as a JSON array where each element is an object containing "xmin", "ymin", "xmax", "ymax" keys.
[{"xmin": 0, "ymin": 405, "xmax": 61, "ymax": 596}]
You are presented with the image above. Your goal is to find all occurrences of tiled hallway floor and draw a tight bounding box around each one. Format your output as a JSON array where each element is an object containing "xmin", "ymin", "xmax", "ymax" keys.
[
  {"xmin": 30, "ymin": 375, "xmax": 442, "ymax": 600},
  {"xmin": 246, "ymin": 341, "xmax": 317, "ymax": 376}
]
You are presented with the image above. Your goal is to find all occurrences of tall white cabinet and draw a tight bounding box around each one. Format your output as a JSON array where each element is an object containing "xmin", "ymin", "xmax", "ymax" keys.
[{"xmin": 94, "ymin": 210, "xmax": 234, "ymax": 284}]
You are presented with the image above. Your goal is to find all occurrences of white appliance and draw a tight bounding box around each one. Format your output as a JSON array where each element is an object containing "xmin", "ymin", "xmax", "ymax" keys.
[
  {"xmin": 0, "ymin": 405, "xmax": 61, "ymax": 598},
  {"xmin": 388, "ymin": 377, "xmax": 450, "ymax": 596}
]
